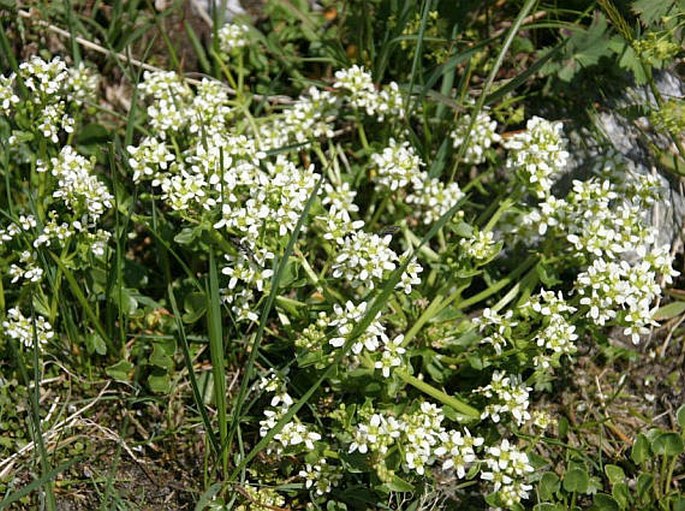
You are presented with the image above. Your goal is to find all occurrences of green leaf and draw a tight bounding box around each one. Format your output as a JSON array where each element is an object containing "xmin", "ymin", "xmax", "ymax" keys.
[
  {"xmin": 383, "ymin": 474, "xmax": 415, "ymax": 492},
  {"xmin": 534, "ymin": 505, "xmax": 565, "ymax": 511},
  {"xmin": 105, "ymin": 360, "xmax": 134, "ymax": 382},
  {"xmin": 651, "ymin": 432, "xmax": 684, "ymax": 456},
  {"xmin": 604, "ymin": 464, "xmax": 626, "ymax": 485},
  {"xmin": 183, "ymin": 292, "xmax": 207, "ymax": 323},
  {"xmin": 591, "ymin": 494, "xmax": 620, "ymax": 511},
  {"xmin": 148, "ymin": 370, "xmax": 171, "ymax": 393},
  {"xmin": 632, "ymin": 0, "xmax": 677, "ymax": 25},
  {"xmin": 677, "ymin": 404, "xmax": 685, "ymax": 430},
  {"xmin": 631, "ymin": 434, "xmax": 651, "ymax": 464},
  {"xmin": 669, "ymin": 495, "xmax": 685, "ymax": 511},
  {"xmin": 85, "ymin": 332, "xmax": 107, "ymax": 356},
  {"xmin": 76, "ymin": 123, "xmax": 110, "ymax": 145},
  {"xmin": 539, "ymin": 471, "xmax": 561, "ymax": 501},
  {"xmin": 611, "ymin": 482, "xmax": 631, "ymax": 509},
  {"xmin": 563, "ymin": 468, "xmax": 590, "ymax": 494},
  {"xmin": 636, "ymin": 473, "xmax": 654, "ymax": 502},
  {"xmin": 653, "ymin": 301, "xmax": 685, "ymax": 321},
  {"xmin": 174, "ymin": 227, "xmax": 201, "ymax": 245},
  {"xmin": 149, "ymin": 342, "xmax": 174, "ymax": 370}
]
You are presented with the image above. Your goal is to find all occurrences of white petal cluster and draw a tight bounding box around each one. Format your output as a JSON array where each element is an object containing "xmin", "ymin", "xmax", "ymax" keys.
[
  {"xmin": 2, "ymin": 308, "xmax": 54, "ymax": 349},
  {"xmin": 474, "ymin": 308, "xmax": 517, "ymax": 355},
  {"xmin": 450, "ymin": 111, "xmax": 500, "ymax": 165},
  {"xmin": 480, "ymin": 439, "xmax": 534, "ymax": 507},
  {"xmin": 371, "ymin": 138, "xmax": 424, "ymax": 192},
  {"xmin": 138, "ymin": 70, "xmax": 193, "ymax": 135},
  {"xmin": 459, "ymin": 230, "xmax": 499, "ymax": 262},
  {"xmin": 9, "ymin": 250, "xmax": 43, "ymax": 284},
  {"xmin": 0, "ymin": 74, "xmax": 19, "ymax": 114},
  {"xmin": 406, "ymin": 176, "xmax": 464, "ymax": 225},
  {"xmin": 504, "ymin": 116, "xmax": 569, "ymax": 198},
  {"xmin": 298, "ymin": 459, "xmax": 342, "ymax": 496},
  {"xmin": 218, "ymin": 23, "xmax": 250, "ymax": 55},
  {"xmin": 328, "ymin": 300, "xmax": 386, "ymax": 355},
  {"xmin": 435, "ymin": 428, "xmax": 484, "ymax": 479},
  {"xmin": 333, "ymin": 65, "xmax": 404, "ymax": 120},
  {"xmin": 345, "ymin": 402, "xmax": 484, "ymax": 480},
  {"xmin": 332, "ymin": 231, "xmax": 398, "ymax": 289},
  {"xmin": 475, "ymin": 371, "xmax": 532, "ymax": 426},
  {"xmin": 47, "ymin": 146, "xmax": 114, "ymax": 224}
]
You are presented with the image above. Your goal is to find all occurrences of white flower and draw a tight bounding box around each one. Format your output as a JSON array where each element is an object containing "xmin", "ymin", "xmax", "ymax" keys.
[
  {"xmin": 451, "ymin": 111, "xmax": 500, "ymax": 165},
  {"xmin": 371, "ymin": 139, "xmax": 424, "ymax": 192},
  {"xmin": 3, "ymin": 308, "xmax": 54, "ymax": 349},
  {"xmin": 218, "ymin": 23, "xmax": 250, "ymax": 55}
]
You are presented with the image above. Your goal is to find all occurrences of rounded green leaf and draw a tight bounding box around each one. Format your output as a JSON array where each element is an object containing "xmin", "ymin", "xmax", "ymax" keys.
[
  {"xmin": 677, "ymin": 404, "xmax": 685, "ymax": 430},
  {"xmin": 631, "ymin": 434, "xmax": 650, "ymax": 465},
  {"xmin": 591, "ymin": 493, "xmax": 620, "ymax": 511},
  {"xmin": 539, "ymin": 471, "xmax": 561, "ymax": 501},
  {"xmin": 651, "ymin": 432, "xmax": 684, "ymax": 457},
  {"xmin": 604, "ymin": 464, "xmax": 626, "ymax": 485},
  {"xmin": 563, "ymin": 468, "xmax": 590, "ymax": 494},
  {"xmin": 636, "ymin": 473, "xmax": 654, "ymax": 501}
]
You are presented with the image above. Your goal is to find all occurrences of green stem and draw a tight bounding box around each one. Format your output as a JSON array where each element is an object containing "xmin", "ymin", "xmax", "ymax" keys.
[{"xmin": 395, "ymin": 369, "xmax": 480, "ymax": 419}]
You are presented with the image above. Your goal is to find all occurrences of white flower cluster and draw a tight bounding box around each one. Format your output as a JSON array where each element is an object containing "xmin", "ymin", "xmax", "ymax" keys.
[
  {"xmin": 406, "ymin": 176, "xmax": 464, "ymax": 225},
  {"xmin": 258, "ymin": 380, "xmax": 322, "ymax": 455},
  {"xmin": 481, "ymin": 439, "xmax": 534, "ymax": 507},
  {"xmin": 459, "ymin": 230, "xmax": 499, "ymax": 262},
  {"xmin": 369, "ymin": 138, "xmax": 465, "ymax": 225},
  {"xmin": 520, "ymin": 289, "xmax": 579, "ymax": 369},
  {"xmin": 218, "ymin": 23, "xmax": 250, "ymax": 55},
  {"xmin": 333, "ymin": 65, "xmax": 404, "ymax": 121},
  {"xmin": 261, "ymin": 87, "xmax": 337, "ymax": 149},
  {"xmin": 331, "ymin": 231, "xmax": 398, "ymax": 289},
  {"xmin": 473, "ymin": 308, "xmax": 517, "ymax": 355},
  {"xmin": 137, "ymin": 70, "xmax": 193, "ymax": 135},
  {"xmin": 474, "ymin": 371, "xmax": 532, "ymax": 426},
  {"xmin": 0, "ymin": 56, "xmax": 98, "ymax": 143},
  {"xmin": 328, "ymin": 300, "xmax": 385, "ymax": 355},
  {"xmin": 507, "ymin": 129, "xmax": 679, "ymax": 347},
  {"xmin": 371, "ymin": 138, "xmax": 423, "ymax": 192},
  {"xmin": 8, "ymin": 250, "xmax": 43, "ymax": 285},
  {"xmin": 450, "ymin": 111, "xmax": 500, "ymax": 165},
  {"xmin": 504, "ymin": 116, "xmax": 569, "ymax": 198},
  {"xmin": 41, "ymin": 146, "xmax": 113, "ymax": 224},
  {"xmin": 319, "ymin": 182, "xmax": 364, "ymax": 245},
  {"xmin": 2, "ymin": 308, "xmax": 54, "ymax": 349},
  {"xmin": 346, "ymin": 402, "xmax": 485, "ymax": 482},
  {"xmin": 0, "ymin": 74, "xmax": 19, "ymax": 114},
  {"xmin": 298, "ymin": 459, "xmax": 342, "ymax": 496}
]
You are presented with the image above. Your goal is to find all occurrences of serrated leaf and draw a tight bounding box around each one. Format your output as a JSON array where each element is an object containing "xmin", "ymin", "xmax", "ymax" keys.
[{"xmin": 632, "ymin": 0, "xmax": 677, "ymax": 26}]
